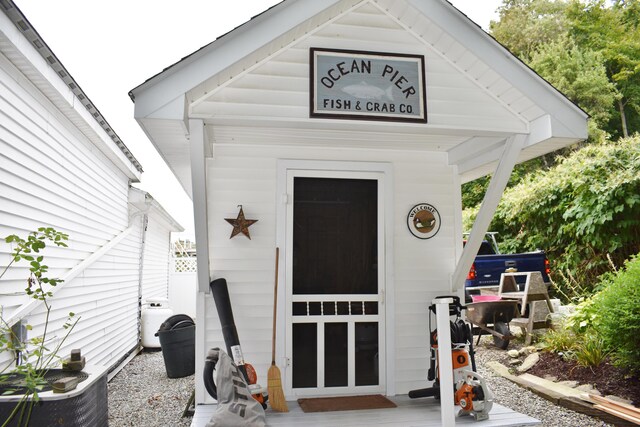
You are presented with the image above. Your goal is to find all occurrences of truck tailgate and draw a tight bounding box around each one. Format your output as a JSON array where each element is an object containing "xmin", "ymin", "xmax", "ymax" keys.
[{"xmin": 471, "ymin": 252, "xmax": 548, "ymax": 287}]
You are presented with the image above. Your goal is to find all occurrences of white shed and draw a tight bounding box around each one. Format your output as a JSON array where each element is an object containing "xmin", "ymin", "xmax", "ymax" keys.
[
  {"xmin": 0, "ymin": 1, "xmax": 182, "ymax": 374},
  {"xmin": 130, "ymin": 0, "xmax": 587, "ymax": 406}
]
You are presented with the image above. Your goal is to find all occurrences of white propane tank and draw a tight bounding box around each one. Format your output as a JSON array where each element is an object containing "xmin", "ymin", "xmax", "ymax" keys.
[{"xmin": 141, "ymin": 298, "xmax": 173, "ymax": 348}]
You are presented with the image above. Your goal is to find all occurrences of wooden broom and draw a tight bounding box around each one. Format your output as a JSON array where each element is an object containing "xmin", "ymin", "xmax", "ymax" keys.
[{"xmin": 267, "ymin": 247, "xmax": 288, "ymax": 412}]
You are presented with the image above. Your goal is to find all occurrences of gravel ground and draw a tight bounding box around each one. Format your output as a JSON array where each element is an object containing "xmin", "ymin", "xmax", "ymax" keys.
[
  {"xmin": 108, "ymin": 349, "xmax": 194, "ymax": 427},
  {"xmin": 108, "ymin": 342, "xmax": 612, "ymax": 427}
]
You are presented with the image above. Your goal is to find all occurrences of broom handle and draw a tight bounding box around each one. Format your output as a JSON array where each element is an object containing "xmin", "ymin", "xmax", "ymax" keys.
[{"xmin": 272, "ymin": 247, "xmax": 279, "ymax": 363}]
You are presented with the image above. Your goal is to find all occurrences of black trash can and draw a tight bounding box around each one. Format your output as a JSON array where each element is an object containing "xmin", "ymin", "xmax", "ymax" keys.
[{"xmin": 156, "ymin": 315, "xmax": 195, "ymax": 378}]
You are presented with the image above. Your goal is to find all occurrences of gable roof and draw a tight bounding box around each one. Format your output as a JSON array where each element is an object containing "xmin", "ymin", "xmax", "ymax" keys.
[{"xmin": 130, "ymin": 0, "xmax": 587, "ymax": 197}]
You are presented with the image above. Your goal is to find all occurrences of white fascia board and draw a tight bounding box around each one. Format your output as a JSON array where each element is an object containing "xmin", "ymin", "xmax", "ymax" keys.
[
  {"xmin": 452, "ymin": 113, "xmax": 582, "ymax": 176},
  {"xmin": 0, "ymin": 12, "xmax": 141, "ymax": 181},
  {"xmin": 135, "ymin": 116, "xmax": 193, "ymax": 196},
  {"xmin": 131, "ymin": 0, "xmax": 343, "ymax": 119},
  {"xmin": 129, "ymin": 187, "xmax": 184, "ymax": 232},
  {"xmin": 144, "ymin": 94, "xmax": 188, "ymax": 121},
  {"xmin": 410, "ymin": 0, "xmax": 588, "ymax": 138}
]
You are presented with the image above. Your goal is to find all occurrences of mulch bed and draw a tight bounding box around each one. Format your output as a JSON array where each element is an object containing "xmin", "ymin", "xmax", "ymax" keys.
[{"xmin": 527, "ymin": 352, "xmax": 640, "ymax": 406}]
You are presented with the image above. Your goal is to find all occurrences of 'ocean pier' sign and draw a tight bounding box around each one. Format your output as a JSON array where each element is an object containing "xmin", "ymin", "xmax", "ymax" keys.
[{"xmin": 310, "ymin": 48, "xmax": 426, "ymax": 123}]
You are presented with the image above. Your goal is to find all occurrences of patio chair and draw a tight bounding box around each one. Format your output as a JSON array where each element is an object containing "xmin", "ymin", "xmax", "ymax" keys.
[{"xmin": 498, "ymin": 271, "xmax": 554, "ymax": 345}]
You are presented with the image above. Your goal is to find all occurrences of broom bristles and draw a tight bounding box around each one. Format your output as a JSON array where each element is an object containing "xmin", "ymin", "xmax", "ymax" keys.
[{"xmin": 267, "ymin": 362, "xmax": 289, "ymax": 412}]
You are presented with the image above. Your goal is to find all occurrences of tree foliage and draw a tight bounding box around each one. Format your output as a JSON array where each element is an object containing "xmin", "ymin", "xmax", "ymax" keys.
[
  {"xmin": 490, "ymin": 0, "xmax": 570, "ymax": 61},
  {"xmin": 529, "ymin": 35, "xmax": 619, "ymax": 142},
  {"xmin": 490, "ymin": 0, "xmax": 640, "ymax": 139},
  {"xmin": 566, "ymin": 0, "xmax": 640, "ymax": 138}
]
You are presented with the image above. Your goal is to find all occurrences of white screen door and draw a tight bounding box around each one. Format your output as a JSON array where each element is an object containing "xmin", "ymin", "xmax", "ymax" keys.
[{"xmin": 285, "ymin": 170, "xmax": 386, "ymax": 397}]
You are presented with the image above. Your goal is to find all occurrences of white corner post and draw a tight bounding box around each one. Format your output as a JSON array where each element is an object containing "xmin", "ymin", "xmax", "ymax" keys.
[
  {"xmin": 451, "ymin": 134, "xmax": 527, "ymax": 291},
  {"xmin": 189, "ymin": 119, "xmax": 211, "ymax": 293},
  {"xmin": 434, "ymin": 297, "xmax": 455, "ymax": 425},
  {"xmin": 189, "ymin": 118, "xmax": 211, "ymax": 405}
]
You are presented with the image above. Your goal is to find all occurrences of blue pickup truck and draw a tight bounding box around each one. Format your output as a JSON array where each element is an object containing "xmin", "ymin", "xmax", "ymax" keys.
[{"xmin": 464, "ymin": 233, "xmax": 550, "ymax": 301}]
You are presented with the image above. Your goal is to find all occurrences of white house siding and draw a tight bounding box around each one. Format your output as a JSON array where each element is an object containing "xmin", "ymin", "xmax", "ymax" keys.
[
  {"xmin": 201, "ymin": 144, "xmax": 459, "ymax": 400},
  {"xmin": 141, "ymin": 209, "xmax": 174, "ymax": 302},
  {"xmin": 25, "ymin": 223, "xmax": 144, "ymax": 368},
  {"xmin": 0, "ymin": 21, "xmax": 146, "ymax": 370}
]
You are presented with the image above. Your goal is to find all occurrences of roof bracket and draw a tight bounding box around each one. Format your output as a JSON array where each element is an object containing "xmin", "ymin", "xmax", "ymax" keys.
[{"xmin": 451, "ymin": 133, "xmax": 527, "ymax": 290}]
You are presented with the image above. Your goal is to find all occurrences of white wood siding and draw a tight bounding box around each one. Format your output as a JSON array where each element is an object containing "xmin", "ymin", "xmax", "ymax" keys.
[
  {"xmin": 141, "ymin": 210, "xmax": 173, "ymax": 302},
  {"xmin": 201, "ymin": 144, "xmax": 459, "ymax": 400},
  {"xmin": 0, "ymin": 47, "xmax": 142, "ymax": 369}
]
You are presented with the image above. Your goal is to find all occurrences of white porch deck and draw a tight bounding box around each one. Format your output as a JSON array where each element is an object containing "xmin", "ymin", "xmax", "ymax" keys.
[{"xmin": 190, "ymin": 395, "xmax": 540, "ymax": 426}]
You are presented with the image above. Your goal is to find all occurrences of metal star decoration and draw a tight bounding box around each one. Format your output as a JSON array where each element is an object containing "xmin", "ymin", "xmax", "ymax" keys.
[{"xmin": 225, "ymin": 205, "xmax": 258, "ymax": 239}]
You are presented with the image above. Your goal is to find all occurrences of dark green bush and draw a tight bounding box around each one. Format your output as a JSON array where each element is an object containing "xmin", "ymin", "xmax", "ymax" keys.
[{"xmin": 592, "ymin": 254, "xmax": 640, "ymax": 372}]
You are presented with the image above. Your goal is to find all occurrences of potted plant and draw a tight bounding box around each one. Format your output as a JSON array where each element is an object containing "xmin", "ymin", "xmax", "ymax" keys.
[{"xmin": 0, "ymin": 228, "xmax": 79, "ymax": 426}]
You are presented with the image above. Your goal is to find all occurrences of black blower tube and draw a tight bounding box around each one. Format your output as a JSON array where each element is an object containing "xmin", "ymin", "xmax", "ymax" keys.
[{"xmin": 209, "ymin": 278, "xmax": 249, "ymax": 382}]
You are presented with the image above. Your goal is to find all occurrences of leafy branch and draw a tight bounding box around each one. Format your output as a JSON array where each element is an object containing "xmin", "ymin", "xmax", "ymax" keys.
[{"xmin": 0, "ymin": 228, "xmax": 79, "ymax": 426}]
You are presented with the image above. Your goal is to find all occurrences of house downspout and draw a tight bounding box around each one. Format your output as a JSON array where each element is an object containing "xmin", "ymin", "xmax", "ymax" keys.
[
  {"xmin": 107, "ymin": 206, "xmax": 149, "ymax": 380},
  {"xmin": 136, "ymin": 213, "xmax": 149, "ymax": 347}
]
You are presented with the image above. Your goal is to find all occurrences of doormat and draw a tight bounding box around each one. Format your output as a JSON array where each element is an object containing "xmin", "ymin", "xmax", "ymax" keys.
[{"xmin": 297, "ymin": 394, "xmax": 397, "ymax": 413}]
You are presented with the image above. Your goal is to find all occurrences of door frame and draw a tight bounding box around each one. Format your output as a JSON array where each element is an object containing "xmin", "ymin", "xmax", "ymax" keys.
[{"xmin": 276, "ymin": 160, "xmax": 395, "ymax": 398}]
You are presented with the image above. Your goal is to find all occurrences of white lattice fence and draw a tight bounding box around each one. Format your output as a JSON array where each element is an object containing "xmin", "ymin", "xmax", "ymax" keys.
[
  {"xmin": 173, "ymin": 257, "xmax": 197, "ymax": 273},
  {"xmin": 169, "ymin": 257, "xmax": 197, "ymax": 318}
]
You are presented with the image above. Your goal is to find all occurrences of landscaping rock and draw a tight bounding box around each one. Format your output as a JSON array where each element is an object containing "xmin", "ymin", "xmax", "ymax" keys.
[
  {"xmin": 517, "ymin": 353, "xmax": 540, "ymax": 373},
  {"xmin": 559, "ymin": 380, "xmax": 578, "ymax": 388},
  {"xmin": 519, "ymin": 346, "xmax": 537, "ymax": 356},
  {"xmin": 508, "ymin": 359, "xmax": 523, "ymax": 366},
  {"xmin": 576, "ymin": 384, "xmax": 600, "ymax": 395},
  {"xmin": 486, "ymin": 360, "xmax": 514, "ymax": 378},
  {"xmin": 507, "ymin": 349, "xmax": 520, "ymax": 358},
  {"xmin": 543, "ymin": 375, "xmax": 558, "ymax": 382}
]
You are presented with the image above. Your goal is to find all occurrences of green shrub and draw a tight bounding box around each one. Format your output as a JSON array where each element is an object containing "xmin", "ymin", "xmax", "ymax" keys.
[
  {"xmin": 565, "ymin": 296, "xmax": 599, "ymax": 333},
  {"xmin": 542, "ymin": 326, "xmax": 577, "ymax": 354},
  {"xmin": 592, "ymin": 254, "xmax": 640, "ymax": 372},
  {"xmin": 574, "ymin": 331, "xmax": 609, "ymax": 369}
]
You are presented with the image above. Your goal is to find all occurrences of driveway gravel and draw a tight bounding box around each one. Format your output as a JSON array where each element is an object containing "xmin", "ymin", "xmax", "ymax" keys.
[
  {"xmin": 108, "ymin": 341, "xmax": 612, "ymax": 426},
  {"xmin": 108, "ymin": 350, "xmax": 193, "ymax": 427}
]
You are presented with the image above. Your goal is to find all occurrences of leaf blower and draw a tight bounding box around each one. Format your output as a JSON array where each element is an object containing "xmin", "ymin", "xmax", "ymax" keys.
[
  {"xmin": 203, "ymin": 278, "xmax": 268, "ymax": 408},
  {"xmin": 408, "ymin": 296, "xmax": 493, "ymax": 421}
]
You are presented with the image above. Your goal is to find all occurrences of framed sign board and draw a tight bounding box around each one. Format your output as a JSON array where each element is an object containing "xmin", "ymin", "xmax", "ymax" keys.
[{"xmin": 310, "ymin": 48, "xmax": 427, "ymax": 123}]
